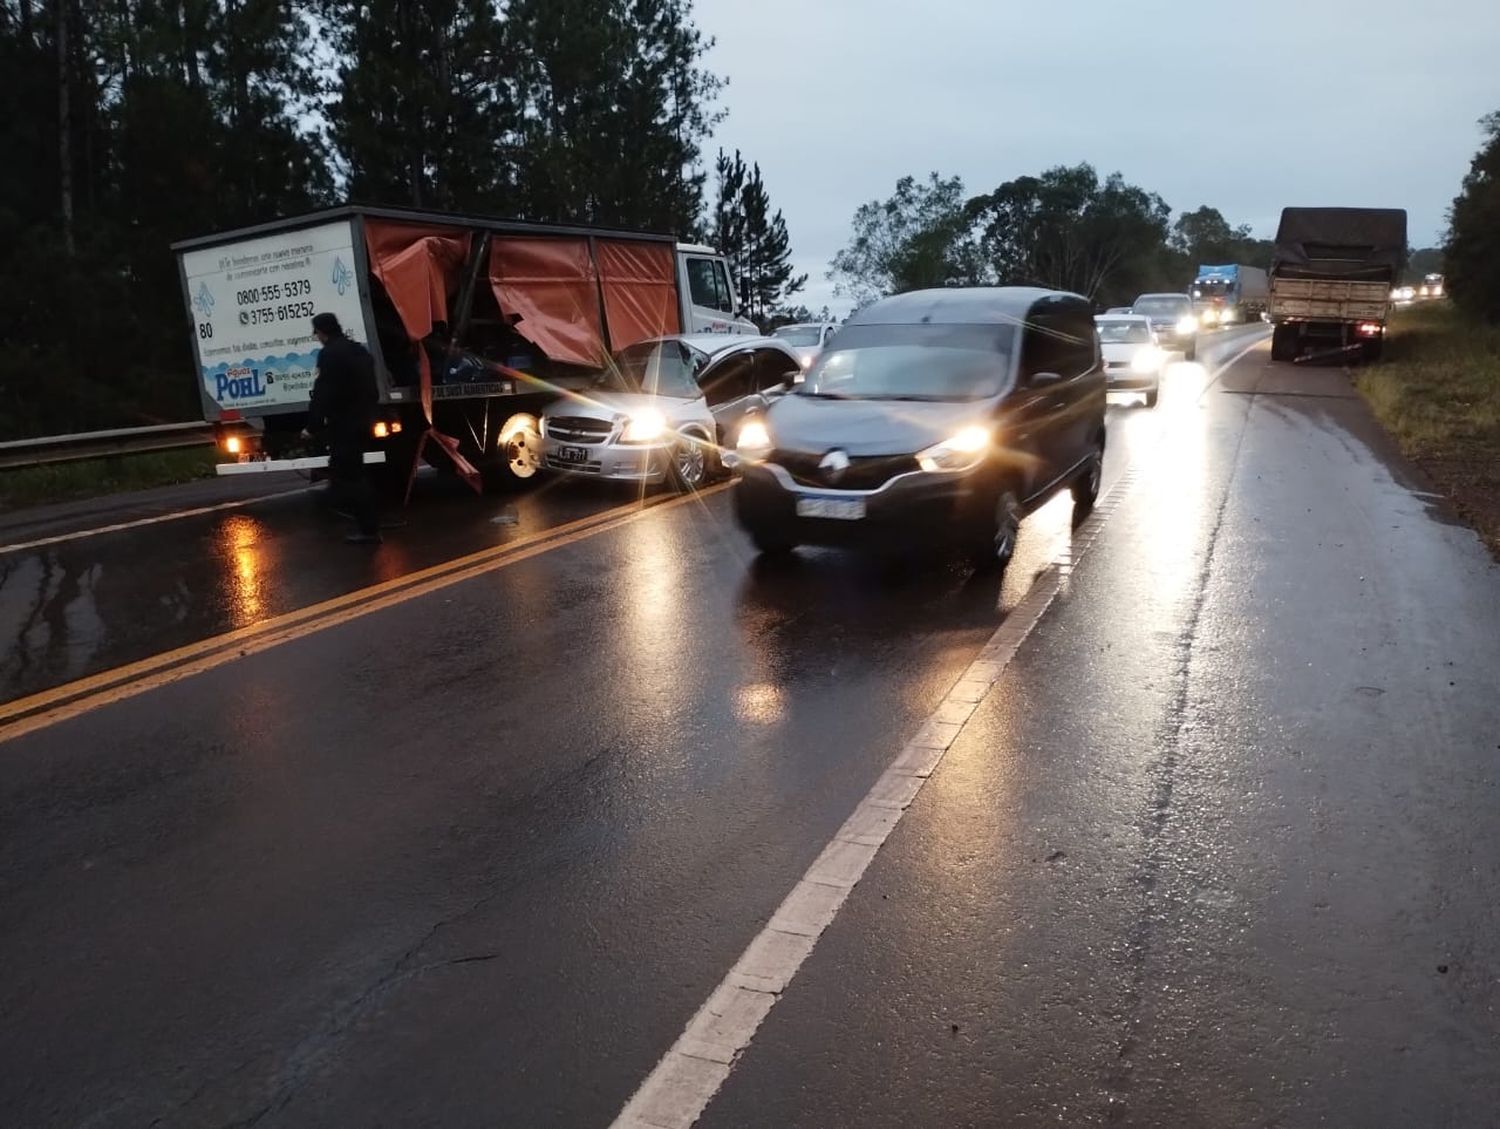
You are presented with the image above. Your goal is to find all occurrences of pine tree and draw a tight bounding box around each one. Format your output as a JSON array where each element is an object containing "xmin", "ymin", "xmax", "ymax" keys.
[
  {"xmin": 707, "ymin": 151, "xmax": 804, "ymax": 322},
  {"xmin": 504, "ymin": 0, "xmax": 722, "ymax": 233},
  {"xmin": 324, "ymin": 0, "xmax": 513, "ymax": 211}
]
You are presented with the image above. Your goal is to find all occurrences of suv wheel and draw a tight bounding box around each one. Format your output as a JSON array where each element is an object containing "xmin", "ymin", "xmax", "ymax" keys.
[
  {"xmin": 1072, "ymin": 447, "xmax": 1103, "ymax": 517},
  {"xmin": 973, "ymin": 488, "xmax": 1021, "ymax": 572}
]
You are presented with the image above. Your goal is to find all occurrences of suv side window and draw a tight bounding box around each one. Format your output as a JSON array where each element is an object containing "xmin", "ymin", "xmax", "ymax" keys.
[
  {"xmin": 700, "ymin": 351, "xmax": 753, "ymax": 406},
  {"xmin": 1056, "ymin": 311, "xmax": 1096, "ymax": 377},
  {"xmin": 751, "ymin": 347, "xmax": 800, "ymax": 393},
  {"xmin": 1023, "ymin": 311, "xmax": 1093, "ymax": 382}
]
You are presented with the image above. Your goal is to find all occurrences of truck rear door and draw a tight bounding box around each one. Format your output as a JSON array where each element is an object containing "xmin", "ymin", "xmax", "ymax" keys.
[{"xmin": 177, "ymin": 217, "xmax": 374, "ymax": 421}]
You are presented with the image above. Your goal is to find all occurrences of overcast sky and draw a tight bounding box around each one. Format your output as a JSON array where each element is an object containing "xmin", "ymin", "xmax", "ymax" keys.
[{"xmin": 694, "ymin": 0, "xmax": 1497, "ymax": 312}]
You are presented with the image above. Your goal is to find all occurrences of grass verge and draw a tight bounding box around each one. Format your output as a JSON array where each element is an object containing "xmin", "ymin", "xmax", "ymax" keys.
[
  {"xmin": 1354, "ymin": 302, "xmax": 1500, "ymax": 555},
  {"xmin": 0, "ymin": 446, "xmax": 219, "ymax": 512}
]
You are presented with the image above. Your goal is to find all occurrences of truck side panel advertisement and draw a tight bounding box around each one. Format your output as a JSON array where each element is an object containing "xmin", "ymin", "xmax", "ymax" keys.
[{"xmin": 179, "ymin": 219, "xmax": 367, "ymax": 414}]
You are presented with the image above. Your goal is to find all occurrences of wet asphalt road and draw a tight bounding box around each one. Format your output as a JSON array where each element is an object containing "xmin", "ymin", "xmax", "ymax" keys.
[{"xmin": 3, "ymin": 324, "xmax": 1498, "ymax": 1128}]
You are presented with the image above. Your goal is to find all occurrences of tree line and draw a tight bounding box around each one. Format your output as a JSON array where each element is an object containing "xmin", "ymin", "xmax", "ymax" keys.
[
  {"xmin": 827, "ymin": 164, "xmax": 1449, "ymax": 313},
  {"xmin": 0, "ymin": 0, "xmax": 804, "ymax": 440},
  {"xmin": 1446, "ymin": 110, "xmax": 1500, "ymax": 322}
]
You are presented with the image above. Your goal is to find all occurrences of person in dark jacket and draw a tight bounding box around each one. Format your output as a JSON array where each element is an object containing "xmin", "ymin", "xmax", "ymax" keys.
[{"xmin": 305, "ymin": 312, "xmax": 382, "ymax": 543}]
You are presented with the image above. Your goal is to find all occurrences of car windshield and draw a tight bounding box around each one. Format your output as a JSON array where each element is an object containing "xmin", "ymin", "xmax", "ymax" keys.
[
  {"xmin": 774, "ymin": 326, "xmax": 823, "ymax": 347},
  {"xmin": 1095, "ymin": 321, "xmax": 1152, "ymax": 344},
  {"xmin": 797, "ymin": 323, "xmax": 1017, "ymax": 402},
  {"xmin": 1133, "ymin": 295, "xmax": 1190, "ymax": 316},
  {"xmin": 594, "ymin": 339, "xmax": 706, "ymax": 398}
]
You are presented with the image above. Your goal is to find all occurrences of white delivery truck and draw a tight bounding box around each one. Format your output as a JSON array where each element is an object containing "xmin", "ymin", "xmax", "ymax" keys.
[{"xmin": 172, "ymin": 205, "xmax": 756, "ymax": 489}]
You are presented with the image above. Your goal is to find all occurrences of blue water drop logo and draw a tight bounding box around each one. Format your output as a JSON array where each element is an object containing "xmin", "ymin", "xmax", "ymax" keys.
[
  {"xmin": 192, "ymin": 283, "xmax": 215, "ymax": 318},
  {"xmin": 331, "ymin": 256, "xmax": 353, "ymax": 296}
]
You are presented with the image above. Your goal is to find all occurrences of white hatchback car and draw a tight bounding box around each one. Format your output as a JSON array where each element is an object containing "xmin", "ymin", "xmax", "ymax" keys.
[
  {"xmin": 540, "ymin": 334, "xmax": 803, "ymax": 489},
  {"xmin": 1094, "ymin": 314, "xmax": 1166, "ymax": 407}
]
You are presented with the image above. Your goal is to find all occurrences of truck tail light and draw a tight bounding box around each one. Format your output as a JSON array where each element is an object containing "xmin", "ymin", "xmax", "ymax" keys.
[
  {"xmin": 373, "ymin": 421, "xmax": 390, "ymax": 439},
  {"xmin": 225, "ymin": 435, "xmax": 243, "ymax": 455},
  {"xmin": 1357, "ymin": 322, "xmax": 1382, "ymax": 337}
]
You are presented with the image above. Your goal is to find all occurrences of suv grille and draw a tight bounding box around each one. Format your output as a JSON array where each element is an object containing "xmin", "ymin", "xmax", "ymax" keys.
[
  {"xmin": 547, "ymin": 416, "xmax": 614, "ymax": 443},
  {"xmin": 773, "ymin": 450, "xmax": 919, "ymax": 491}
]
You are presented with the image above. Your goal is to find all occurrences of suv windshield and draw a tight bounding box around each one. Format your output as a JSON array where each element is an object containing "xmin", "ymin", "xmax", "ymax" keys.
[
  {"xmin": 1133, "ymin": 295, "xmax": 1191, "ymax": 316},
  {"xmin": 595, "ymin": 339, "xmax": 706, "ymax": 398},
  {"xmin": 798, "ymin": 323, "xmax": 1017, "ymax": 402},
  {"xmin": 773, "ymin": 326, "xmax": 823, "ymax": 347},
  {"xmin": 1096, "ymin": 321, "xmax": 1152, "ymax": 344}
]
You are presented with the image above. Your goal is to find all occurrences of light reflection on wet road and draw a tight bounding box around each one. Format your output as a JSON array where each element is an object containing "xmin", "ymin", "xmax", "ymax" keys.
[{"xmin": 8, "ymin": 327, "xmax": 1496, "ymax": 1128}]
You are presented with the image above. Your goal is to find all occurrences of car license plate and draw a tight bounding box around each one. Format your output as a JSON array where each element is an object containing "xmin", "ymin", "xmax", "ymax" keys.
[
  {"xmin": 556, "ymin": 446, "xmax": 589, "ymax": 465},
  {"xmin": 796, "ymin": 495, "xmax": 866, "ymax": 521}
]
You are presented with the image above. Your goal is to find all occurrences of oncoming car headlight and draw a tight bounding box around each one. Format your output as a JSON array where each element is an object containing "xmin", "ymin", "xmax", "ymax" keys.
[
  {"xmin": 736, "ymin": 418, "xmax": 773, "ymax": 463},
  {"xmin": 620, "ymin": 409, "xmax": 667, "ymax": 443},
  {"xmin": 917, "ymin": 425, "xmax": 991, "ymax": 473},
  {"xmin": 1176, "ymin": 314, "xmax": 1198, "ymax": 335}
]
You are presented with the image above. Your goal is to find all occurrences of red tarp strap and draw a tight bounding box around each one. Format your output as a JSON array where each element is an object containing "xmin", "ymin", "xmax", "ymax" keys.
[
  {"xmin": 596, "ymin": 240, "xmax": 682, "ymax": 351},
  {"xmin": 363, "ymin": 219, "xmax": 482, "ymax": 495},
  {"xmin": 489, "ymin": 236, "xmax": 608, "ymax": 368}
]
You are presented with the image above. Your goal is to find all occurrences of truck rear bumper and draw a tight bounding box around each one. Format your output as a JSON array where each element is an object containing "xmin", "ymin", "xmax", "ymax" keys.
[{"xmin": 216, "ymin": 452, "xmax": 387, "ymax": 476}]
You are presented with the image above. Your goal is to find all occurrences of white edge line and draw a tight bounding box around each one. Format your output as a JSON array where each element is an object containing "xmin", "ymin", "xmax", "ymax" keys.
[
  {"xmin": 0, "ymin": 486, "xmax": 313, "ymax": 556},
  {"xmin": 608, "ymin": 333, "xmax": 1265, "ymax": 1129}
]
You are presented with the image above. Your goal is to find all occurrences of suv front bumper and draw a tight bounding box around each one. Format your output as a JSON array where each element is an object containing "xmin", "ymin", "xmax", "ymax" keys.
[{"xmin": 734, "ymin": 462, "xmax": 992, "ymax": 550}]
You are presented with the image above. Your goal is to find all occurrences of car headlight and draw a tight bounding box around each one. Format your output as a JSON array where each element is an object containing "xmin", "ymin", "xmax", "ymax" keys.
[
  {"xmin": 620, "ymin": 409, "xmax": 667, "ymax": 443},
  {"xmin": 736, "ymin": 418, "xmax": 773, "ymax": 463},
  {"xmin": 917, "ymin": 424, "xmax": 990, "ymax": 473},
  {"xmin": 1200, "ymin": 308, "xmax": 1218, "ymax": 325},
  {"xmin": 1131, "ymin": 346, "xmax": 1164, "ymax": 373},
  {"xmin": 1176, "ymin": 315, "xmax": 1198, "ymax": 335}
]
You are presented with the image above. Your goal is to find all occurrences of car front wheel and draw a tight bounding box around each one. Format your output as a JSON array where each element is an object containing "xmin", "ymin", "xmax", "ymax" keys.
[{"xmin": 671, "ymin": 432, "xmax": 711, "ymax": 491}]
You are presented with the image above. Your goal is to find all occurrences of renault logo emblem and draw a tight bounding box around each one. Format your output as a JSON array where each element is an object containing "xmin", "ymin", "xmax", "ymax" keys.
[{"xmin": 819, "ymin": 449, "xmax": 850, "ymax": 483}]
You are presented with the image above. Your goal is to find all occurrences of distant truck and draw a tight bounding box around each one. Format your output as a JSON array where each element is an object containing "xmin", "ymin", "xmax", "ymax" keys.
[
  {"xmin": 1268, "ymin": 207, "xmax": 1407, "ymax": 362},
  {"xmin": 172, "ymin": 205, "xmax": 756, "ymax": 488},
  {"xmin": 1190, "ymin": 264, "xmax": 1268, "ymax": 326},
  {"xmin": 1419, "ymin": 272, "xmax": 1445, "ymax": 299}
]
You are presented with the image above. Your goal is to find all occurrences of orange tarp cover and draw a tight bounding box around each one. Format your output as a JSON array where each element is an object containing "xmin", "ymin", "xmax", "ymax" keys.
[
  {"xmin": 597, "ymin": 240, "xmax": 682, "ymax": 351},
  {"xmin": 363, "ymin": 221, "xmax": 469, "ymax": 343},
  {"xmin": 362, "ymin": 219, "xmax": 479, "ymax": 493},
  {"xmin": 488, "ymin": 237, "xmax": 607, "ymax": 368}
]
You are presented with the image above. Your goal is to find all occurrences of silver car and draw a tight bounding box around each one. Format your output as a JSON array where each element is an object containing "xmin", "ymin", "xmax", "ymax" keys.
[
  {"xmin": 540, "ymin": 334, "xmax": 803, "ymax": 489},
  {"xmin": 772, "ymin": 322, "xmax": 839, "ymax": 370}
]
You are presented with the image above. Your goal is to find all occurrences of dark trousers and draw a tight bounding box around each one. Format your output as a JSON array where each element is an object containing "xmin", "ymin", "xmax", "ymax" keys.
[{"xmin": 328, "ymin": 447, "xmax": 379, "ymax": 536}]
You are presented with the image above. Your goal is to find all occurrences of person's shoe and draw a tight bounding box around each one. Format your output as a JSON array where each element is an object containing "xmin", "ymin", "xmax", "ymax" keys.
[{"xmin": 344, "ymin": 532, "xmax": 383, "ymax": 545}]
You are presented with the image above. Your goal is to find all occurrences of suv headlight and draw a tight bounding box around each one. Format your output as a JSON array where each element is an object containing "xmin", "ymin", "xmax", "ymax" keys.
[
  {"xmin": 620, "ymin": 409, "xmax": 667, "ymax": 444},
  {"xmin": 1176, "ymin": 314, "xmax": 1198, "ymax": 335},
  {"xmin": 917, "ymin": 425, "xmax": 990, "ymax": 473},
  {"xmin": 736, "ymin": 418, "xmax": 773, "ymax": 463}
]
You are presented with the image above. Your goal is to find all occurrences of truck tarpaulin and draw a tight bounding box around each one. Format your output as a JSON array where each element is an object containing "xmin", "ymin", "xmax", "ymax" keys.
[
  {"xmin": 362, "ymin": 219, "xmax": 481, "ymax": 492},
  {"xmin": 1272, "ymin": 208, "xmax": 1408, "ymax": 280},
  {"xmin": 597, "ymin": 240, "xmax": 682, "ymax": 350},
  {"xmin": 488, "ymin": 237, "xmax": 607, "ymax": 368}
]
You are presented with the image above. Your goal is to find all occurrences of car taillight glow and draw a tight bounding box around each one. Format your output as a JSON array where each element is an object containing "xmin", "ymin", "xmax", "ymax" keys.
[{"xmin": 224, "ymin": 436, "xmax": 243, "ymax": 455}]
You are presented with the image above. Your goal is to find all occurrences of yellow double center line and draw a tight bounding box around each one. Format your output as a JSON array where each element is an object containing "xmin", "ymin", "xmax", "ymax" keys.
[{"xmin": 0, "ymin": 485, "xmax": 729, "ymax": 744}]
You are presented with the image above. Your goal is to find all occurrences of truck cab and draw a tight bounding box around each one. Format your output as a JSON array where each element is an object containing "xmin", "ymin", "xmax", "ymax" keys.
[{"xmin": 676, "ymin": 244, "xmax": 759, "ymax": 336}]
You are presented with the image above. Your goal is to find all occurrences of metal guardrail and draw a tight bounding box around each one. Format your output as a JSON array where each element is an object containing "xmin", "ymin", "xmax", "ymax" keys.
[{"xmin": 0, "ymin": 422, "xmax": 234, "ymax": 471}]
